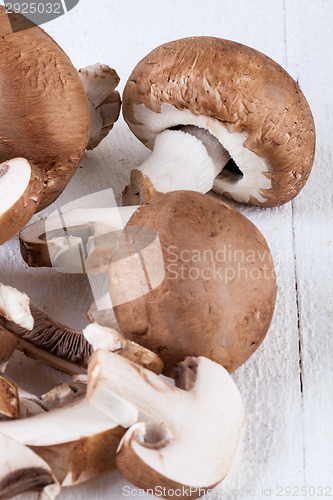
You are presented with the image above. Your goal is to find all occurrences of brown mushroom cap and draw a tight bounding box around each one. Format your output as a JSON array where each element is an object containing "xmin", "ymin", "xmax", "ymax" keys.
[
  {"xmin": 0, "ymin": 6, "xmax": 90, "ymax": 211},
  {"xmin": 123, "ymin": 37, "xmax": 315, "ymax": 207},
  {"xmin": 110, "ymin": 191, "xmax": 277, "ymax": 374}
]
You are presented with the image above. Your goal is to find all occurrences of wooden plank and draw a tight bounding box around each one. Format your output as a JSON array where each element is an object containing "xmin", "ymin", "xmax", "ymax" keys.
[{"xmin": 285, "ymin": 0, "xmax": 333, "ymax": 487}]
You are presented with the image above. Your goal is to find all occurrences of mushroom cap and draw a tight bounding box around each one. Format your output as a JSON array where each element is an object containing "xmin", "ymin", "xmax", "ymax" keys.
[
  {"xmin": 0, "ymin": 6, "xmax": 90, "ymax": 211},
  {"xmin": 123, "ymin": 37, "xmax": 315, "ymax": 207},
  {"xmin": 110, "ymin": 191, "xmax": 277, "ymax": 375}
]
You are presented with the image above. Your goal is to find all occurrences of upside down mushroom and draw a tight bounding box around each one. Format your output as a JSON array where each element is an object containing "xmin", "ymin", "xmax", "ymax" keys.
[
  {"xmin": 87, "ymin": 349, "xmax": 246, "ymax": 499},
  {"xmin": 0, "ymin": 5, "xmax": 121, "ymax": 243},
  {"xmin": 122, "ymin": 36, "xmax": 315, "ymax": 207}
]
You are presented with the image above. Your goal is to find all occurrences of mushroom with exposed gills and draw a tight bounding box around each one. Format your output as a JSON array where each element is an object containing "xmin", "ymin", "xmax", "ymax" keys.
[
  {"xmin": 87, "ymin": 349, "xmax": 246, "ymax": 499},
  {"xmin": 0, "ymin": 6, "xmax": 121, "ymax": 244},
  {"xmin": 0, "ymin": 282, "xmax": 163, "ymax": 375},
  {"xmin": 122, "ymin": 36, "xmax": 315, "ymax": 207},
  {"xmin": 0, "ymin": 433, "xmax": 60, "ymax": 500},
  {"xmin": 109, "ymin": 190, "xmax": 277, "ymax": 375}
]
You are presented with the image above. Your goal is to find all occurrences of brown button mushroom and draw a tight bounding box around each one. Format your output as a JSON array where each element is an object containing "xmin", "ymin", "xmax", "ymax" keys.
[
  {"xmin": 87, "ymin": 350, "xmax": 246, "ymax": 499},
  {"xmin": 122, "ymin": 36, "xmax": 315, "ymax": 207},
  {"xmin": 109, "ymin": 190, "xmax": 277, "ymax": 375},
  {"xmin": 0, "ymin": 6, "xmax": 121, "ymax": 243}
]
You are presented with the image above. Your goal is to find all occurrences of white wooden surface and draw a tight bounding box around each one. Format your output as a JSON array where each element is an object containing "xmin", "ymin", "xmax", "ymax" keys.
[{"xmin": 1, "ymin": 0, "xmax": 332, "ymax": 499}]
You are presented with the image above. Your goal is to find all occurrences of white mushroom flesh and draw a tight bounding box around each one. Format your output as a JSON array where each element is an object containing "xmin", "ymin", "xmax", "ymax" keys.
[
  {"xmin": 128, "ymin": 102, "xmax": 273, "ymax": 203},
  {"xmin": 87, "ymin": 351, "xmax": 246, "ymax": 488},
  {"xmin": 0, "ymin": 158, "xmax": 32, "ymax": 216},
  {"xmin": 0, "ymin": 283, "xmax": 34, "ymax": 330},
  {"xmin": 0, "ymin": 433, "xmax": 60, "ymax": 500},
  {"xmin": 0, "ymin": 398, "xmax": 117, "ymax": 447}
]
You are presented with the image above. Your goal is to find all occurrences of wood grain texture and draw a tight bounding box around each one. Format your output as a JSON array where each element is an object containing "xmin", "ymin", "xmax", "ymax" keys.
[{"xmin": 2, "ymin": 0, "xmax": 331, "ymax": 499}]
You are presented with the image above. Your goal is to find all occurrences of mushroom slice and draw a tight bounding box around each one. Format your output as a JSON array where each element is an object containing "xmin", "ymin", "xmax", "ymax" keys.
[
  {"xmin": 122, "ymin": 37, "xmax": 315, "ymax": 207},
  {"xmin": 0, "ymin": 281, "xmax": 163, "ymax": 375},
  {"xmin": 83, "ymin": 323, "xmax": 163, "ymax": 374},
  {"xmin": 79, "ymin": 64, "xmax": 121, "ymax": 150},
  {"xmin": 0, "ymin": 377, "xmax": 19, "ymax": 420},
  {"xmin": 0, "ymin": 158, "xmax": 43, "ymax": 245},
  {"xmin": 87, "ymin": 350, "xmax": 246, "ymax": 497},
  {"xmin": 0, "ymin": 433, "xmax": 60, "ymax": 500},
  {"xmin": 0, "ymin": 396, "xmax": 125, "ymax": 487},
  {"xmin": 19, "ymin": 205, "xmax": 138, "ymax": 269}
]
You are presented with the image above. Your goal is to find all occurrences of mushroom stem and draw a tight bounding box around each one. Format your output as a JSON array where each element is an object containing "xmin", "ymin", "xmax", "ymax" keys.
[
  {"xmin": 122, "ymin": 127, "xmax": 230, "ymax": 205},
  {"xmin": 79, "ymin": 64, "xmax": 121, "ymax": 150}
]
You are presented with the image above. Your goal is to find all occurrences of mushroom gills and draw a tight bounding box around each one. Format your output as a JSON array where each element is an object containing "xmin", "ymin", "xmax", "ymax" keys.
[
  {"xmin": 123, "ymin": 102, "xmax": 273, "ymax": 205},
  {"xmin": 87, "ymin": 350, "xmax": 246, "ymax": 495}
]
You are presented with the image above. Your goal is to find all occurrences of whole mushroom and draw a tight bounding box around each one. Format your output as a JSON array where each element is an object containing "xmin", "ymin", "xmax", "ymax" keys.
[
  {"xmin": 109, "ymin": 190, "xmax": 277, "ymax": 375},
  {"xmin": 122, "ymin": 36, "xmax": 315, "ymax": 207},
  {"xmin": 0, "ymin": 6, "xmax": 121, "ymax": 243}
]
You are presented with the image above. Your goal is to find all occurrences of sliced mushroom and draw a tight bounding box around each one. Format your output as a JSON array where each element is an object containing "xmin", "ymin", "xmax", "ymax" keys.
[
  {"xmin": 122, "ymin": 36, "xmax": 315, "ymax": 207},
  {"xmin": 0, "ymin": 158, "xmax": 44, "ymax": 245},
  {"xmin": 0, "ymin": 6, "xmax": 121, "ymax": 243},
  {"xmin": 19, "ymin": 205, "xmax": 138, "ymax": 269},
  {"xmin": 0, "ymin": 394, "xmax": 124, "ymax": 489},
  {"xmin": 0, "ymin": 376, "xmax": 19, "ymax": 420},
  {"xmin": 87, "ymin": 350, "xmax": 246, "ymax": 498},
  {"xmin": 0, "ymin": 282, "xmax": 34, "ymax": 330},
  {"xmin": 110, "ymin": 190, "xmax": 277, "ymax": 375},
  {"xmin": 0, "ymin": 433, "xmax": 60, "ymax": 500},
  {"xmin": 0, "ymin": 302, "xmax": 91, "ymax": 375},
  {"xmin": 0, "ymin": 281, "xmax": 163, "ymax": 375}
]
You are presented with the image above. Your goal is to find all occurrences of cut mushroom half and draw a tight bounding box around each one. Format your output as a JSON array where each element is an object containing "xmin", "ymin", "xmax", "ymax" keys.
[
  {"xmin": 0, "ymin": 433, "xmax": 60, "ymax": 500},
  {"xmin": 87, "ymin": 350, "xmax": 246, "ymax": 498},
  {"xmin": 0, "ymin": 158, "xmax": 43, "ymax": 245},
  {"xmin": 0, "ymin": 281, "xmax": 163, "ymax": 375},
  {"xmin": 122, "ymin": 36, "xmax": 315, "ymax": 207},
  {"xmin": 19, "ymin": 205, "xmax": 138, "ymax": 269}
]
